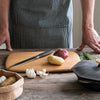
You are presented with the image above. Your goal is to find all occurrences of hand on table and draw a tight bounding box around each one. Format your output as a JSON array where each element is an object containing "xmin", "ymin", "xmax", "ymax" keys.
[
  {"xmin": 0, "ymin": 29, "xmax": 12, "ymax": 51},
  {"xmin": 77, "ymin": 27, "xmax": 100, "ymax": 53}
]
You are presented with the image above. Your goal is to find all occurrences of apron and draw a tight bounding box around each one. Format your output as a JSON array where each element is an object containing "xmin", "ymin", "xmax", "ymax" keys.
[{"xmin": 9, "ymin": 0, "xmax": 73, "ymax": 49}]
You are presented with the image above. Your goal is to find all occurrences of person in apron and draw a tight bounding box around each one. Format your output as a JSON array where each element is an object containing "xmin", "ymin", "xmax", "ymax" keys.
[
  {"xmin": 0, "ymin": 0, "xmax": 100, "ymax": 53},
  {"xmin": 9, "ymin": 0, "xmax": 73, "ymax": 49}
]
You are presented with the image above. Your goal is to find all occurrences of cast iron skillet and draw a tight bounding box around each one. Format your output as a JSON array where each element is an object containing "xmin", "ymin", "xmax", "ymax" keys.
[
  {"xmin": 78, "ymin": 77, "xmax": 100, "ymax": 91},
  {"xmin": 72, "ymin": 60, "xmax": 100, "ymax": 91}
]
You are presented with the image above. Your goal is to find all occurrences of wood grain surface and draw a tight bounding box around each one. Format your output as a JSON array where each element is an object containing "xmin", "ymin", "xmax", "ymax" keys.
[
  {"xmin": 17, "ymin": 73, "xmax": 100, "ymax": 100},
  {"xmin": 0, "ymin": 48, "xmax": 100, "ymax": 100},
  {"xmin": 6, "ymin": 51, "xmax": 80, "ymax": 72}
]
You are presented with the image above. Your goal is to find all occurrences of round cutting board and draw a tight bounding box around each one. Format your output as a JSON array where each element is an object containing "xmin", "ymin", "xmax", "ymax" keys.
[{"xmin": 6, "ymin": 51, "xmax": 80, "ymax": 72}]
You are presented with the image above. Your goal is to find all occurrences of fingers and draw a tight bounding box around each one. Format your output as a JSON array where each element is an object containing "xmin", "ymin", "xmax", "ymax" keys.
[
  {"xmin": 89, "ymin": 43, "xmax": 100, "ymax": 53},
  {"xmin": 0, "ymin": 40, "xmax": 5, "ymax": 46},
  {"xmin": 76, "ymin": 43, "xmax": 85, "ymax": 51},
  {"xmin": 0, "ymin": 41, "xmax": 3, "ymax": 46},
  {"xmin": 5, "ymin": 38, "xmax": 13, "ymax": 51},
  {"xmin": 98, "ymin": 40, "xmax": 100, "ymax": 44},
  {"xmin": 77, "ymin": 42, "xmax": 100, "ymax": 53},
  {"xmin": 95, "ymin": 43, "xmax": 100, "ymax": 49}
]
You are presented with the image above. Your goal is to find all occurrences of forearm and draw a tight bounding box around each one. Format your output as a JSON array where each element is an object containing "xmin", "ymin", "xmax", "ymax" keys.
[
  {"xmin": 81, "ymin": 0, "xmax": 95, "ymax": 29},
  {"xmin": 78, "ymin": 0, "xmax": 100, "ymax": 53},
  {"xmin": 0, "ymin": 0, "xmax": 10, "ymax": 30}
]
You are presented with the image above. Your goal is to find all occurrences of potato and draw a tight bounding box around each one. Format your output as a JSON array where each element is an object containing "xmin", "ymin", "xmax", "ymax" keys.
[
  {"xmin": 48, "ymin": 55, "xmax": 65, "ymax": 65},
  {"xmin": 0, "ymin": 76, "xmax": 17, "ymax": 87}
]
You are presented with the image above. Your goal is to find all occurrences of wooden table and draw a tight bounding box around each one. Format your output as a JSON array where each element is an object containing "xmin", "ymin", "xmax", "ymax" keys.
[{"xmin": 0, "ymin": 48, "xmax": 100, "ymax": 100}]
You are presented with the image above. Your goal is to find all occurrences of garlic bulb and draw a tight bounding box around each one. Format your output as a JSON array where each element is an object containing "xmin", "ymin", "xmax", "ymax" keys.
[
  {"xmin": 26, "ymin": 68, "xmax": 36, "ymax": 78},
  {"xmin": 0, "ymin": 76, "xmax": 7, "ymax": 84},
  {"xmin": 36, "ymin": 69, "xmax": 48, "ymax": 78}
]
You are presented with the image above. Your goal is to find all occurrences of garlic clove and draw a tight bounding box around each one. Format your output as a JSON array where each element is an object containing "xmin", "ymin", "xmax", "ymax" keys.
[
  {"xmin": 42, "ymin": 69, "xmax": 46, "ymax": 73},
  {"xmin": 36, "ymin": 71, "xmax": 43, "ymax": 76},
  {"xmin": 36, "ymin": 69, "xmax": 48, "ymax": 78},
  {"xmin": 96, "ymin": 58, "xmax": 100, "ymax": 64},
  {"xmin": 40, "ymin": 73, "xmax": 48, "ymax": 78}
]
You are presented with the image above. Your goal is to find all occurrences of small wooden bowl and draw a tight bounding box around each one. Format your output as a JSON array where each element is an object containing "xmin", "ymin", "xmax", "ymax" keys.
[{"xmin": 0, "ymin": 69, "xmax": 24, "ymax": 100}]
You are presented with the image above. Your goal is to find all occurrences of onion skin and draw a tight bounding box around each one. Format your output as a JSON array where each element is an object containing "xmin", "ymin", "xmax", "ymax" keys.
[{"xmin": 54, "ymin": 49, "xmax": 69, "ymax": 59}]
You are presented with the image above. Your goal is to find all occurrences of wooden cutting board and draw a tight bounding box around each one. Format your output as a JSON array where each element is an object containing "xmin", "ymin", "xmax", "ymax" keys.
[{"xmin": 6, "ymin": 51, "xmax": 80, "ymax": 72}]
